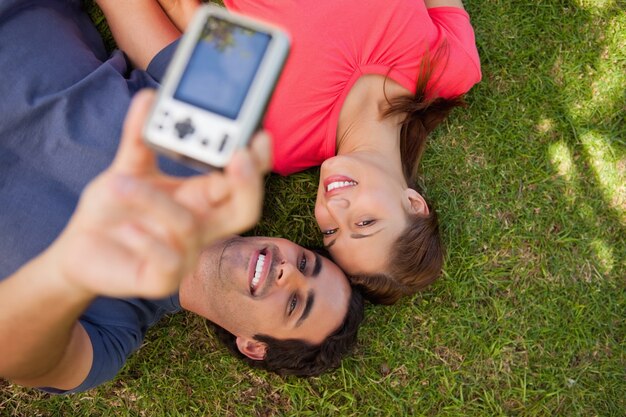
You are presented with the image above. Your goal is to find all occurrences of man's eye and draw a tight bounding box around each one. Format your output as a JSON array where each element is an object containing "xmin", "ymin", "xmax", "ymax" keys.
[
  {"xmin": 322, "ymin": 228, "xmax": 338, "ymax": 236},
  {"xmin": 357, "ymin": 220, "xmax": 375, "ymax": 227},
  {"xmin": 298, "ymin": 254, "xmax": 307, "ymax": 272},
  {"xmin": 288, "ymin": 294, "xmax": 298, "ymax": 315}
]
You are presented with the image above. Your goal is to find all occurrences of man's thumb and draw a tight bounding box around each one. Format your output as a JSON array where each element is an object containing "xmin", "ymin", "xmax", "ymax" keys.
[{"xmin": 112, "ymin": 89, "xmax": 158, "ymax": 175}]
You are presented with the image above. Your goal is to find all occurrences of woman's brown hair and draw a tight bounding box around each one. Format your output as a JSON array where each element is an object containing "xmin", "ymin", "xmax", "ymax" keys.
[{"xmin": 350, "ymin": 44, "xmax": 466, "ymax": 304}]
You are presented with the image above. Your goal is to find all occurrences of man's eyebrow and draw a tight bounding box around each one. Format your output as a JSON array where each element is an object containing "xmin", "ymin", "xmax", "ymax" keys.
[
  {"xmin": 324, "ymin": 239, "xmax": 336, "ymax": 249},
  {"xmin": 296, "ymin": 290, "xmax": 315, "ymax": 327},
  {"xmin": 312, "ymin": 252, "xmax": 322, "ymax": 277}
]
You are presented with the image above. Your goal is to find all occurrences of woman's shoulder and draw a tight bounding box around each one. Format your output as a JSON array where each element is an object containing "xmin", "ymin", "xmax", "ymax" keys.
[{"xmin": 426, "ymin": 7, "xmax": 482, "ymax": 96}]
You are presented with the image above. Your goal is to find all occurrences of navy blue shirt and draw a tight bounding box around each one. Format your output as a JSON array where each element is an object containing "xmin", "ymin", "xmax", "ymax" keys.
[{"xmin": 0, "ymin": 0, "xmax": 193, "ymax": 393}]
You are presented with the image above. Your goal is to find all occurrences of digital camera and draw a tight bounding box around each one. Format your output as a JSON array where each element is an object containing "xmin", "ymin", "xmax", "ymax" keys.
[{"xmin": 144, "ymin": 5, "xmax": 290, "ymax": 169}]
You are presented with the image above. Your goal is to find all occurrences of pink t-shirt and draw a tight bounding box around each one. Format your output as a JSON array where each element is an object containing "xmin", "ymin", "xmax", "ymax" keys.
[{"xmin": 225, "ymin": 0, "xmax": 482, "ymax": 175}]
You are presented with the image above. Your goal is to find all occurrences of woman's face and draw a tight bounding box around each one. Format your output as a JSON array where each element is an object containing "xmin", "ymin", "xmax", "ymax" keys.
[{"xmin": 314, "ymin": 154, "xmax": 425, "ymax": 275}]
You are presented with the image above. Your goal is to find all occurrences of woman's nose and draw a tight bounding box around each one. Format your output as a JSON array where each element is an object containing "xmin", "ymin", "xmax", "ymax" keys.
[{"xmin": 327, "ymin": 197, "xmax": 350, "ymax": 212}]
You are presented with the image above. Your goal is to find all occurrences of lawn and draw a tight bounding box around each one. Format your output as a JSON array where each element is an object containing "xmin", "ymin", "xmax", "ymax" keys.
[{"xmin": 1, "ymin": 0, "xmax": 624, "ymax": 416}]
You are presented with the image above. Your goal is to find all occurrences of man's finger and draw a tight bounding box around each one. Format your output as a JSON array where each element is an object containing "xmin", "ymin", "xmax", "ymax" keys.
[
  {"xmin": 248, "ymin": 131, "xmax": 272, "ymax": 175},
  {"xmin": 69, "ymin": 231, "xmax": 183, "ymax": 299},
  {"xmin": 112, "ymin": 89, "xmax": 159, "ymax": 175},
  {"xmin": 107, "ymin": 174, "xmax": 200, "ymax": 254},
  {"xmin": 203, "ymin": 148, "xmax": 266, "ymax": 241}
]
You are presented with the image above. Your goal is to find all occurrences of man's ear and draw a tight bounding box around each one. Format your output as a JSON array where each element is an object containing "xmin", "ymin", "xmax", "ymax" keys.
[
  {"xmin": 235, "ymin": 336, "xmax": 268, "ymax": 361},
  {"xmin": 404, "ymin": 188, "xmax": 429, "ymax": 216}
]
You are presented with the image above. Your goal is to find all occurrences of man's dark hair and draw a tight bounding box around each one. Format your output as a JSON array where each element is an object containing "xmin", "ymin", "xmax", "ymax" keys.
[{"xmin": 209, "ymin": 287, "xmax": 364, "ymax": 376}]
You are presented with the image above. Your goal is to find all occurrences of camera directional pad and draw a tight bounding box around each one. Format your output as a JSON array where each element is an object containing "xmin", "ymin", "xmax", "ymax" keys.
[{"xmin": 174, "ymin": 118, "xmax": 196, "ymax": 139}]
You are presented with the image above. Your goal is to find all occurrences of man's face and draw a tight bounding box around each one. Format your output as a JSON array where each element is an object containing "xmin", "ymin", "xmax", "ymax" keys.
[{"xmin": 196, "ymin": 237, "xmax": 351, "ymax": 349}]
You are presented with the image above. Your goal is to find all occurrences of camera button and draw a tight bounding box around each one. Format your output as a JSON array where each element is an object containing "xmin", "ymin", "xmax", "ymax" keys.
[
  {"xmin": 174, "ymin": 118, "xmax": 195, "ymax": 139},
  {"xmin": 218, "ymin": 133, "xmax": 230, "ymax": 152}
]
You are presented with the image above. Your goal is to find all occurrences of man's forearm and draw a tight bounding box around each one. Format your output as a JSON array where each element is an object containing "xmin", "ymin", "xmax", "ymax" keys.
[{"xmin": 0, "ymin": 247, "xmax": 94, "ymax": 388}]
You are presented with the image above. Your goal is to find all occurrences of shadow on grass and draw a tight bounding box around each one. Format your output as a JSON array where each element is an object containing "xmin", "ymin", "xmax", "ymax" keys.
[
  {"xmin": 411, "ymin": 1, "xmax": 625, "ymax": 414},
  {"xmin": 463, "ymin": 0, "xmax": 624, "ymax": 280}
]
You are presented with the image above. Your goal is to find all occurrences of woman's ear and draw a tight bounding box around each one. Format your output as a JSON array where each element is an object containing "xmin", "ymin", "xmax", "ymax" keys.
[
  {"xmin": 235, "ymin": 336, "xmax": 268, "ymax": 361},
  {"xmin": 404, "ymin": 188, "xmax": 429, "ymax": 216}
]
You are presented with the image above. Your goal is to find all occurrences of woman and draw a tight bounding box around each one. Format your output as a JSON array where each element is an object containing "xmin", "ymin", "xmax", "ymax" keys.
[{"xmin": 133, "ymin": 0, "xmax": 482, "ymax": 303}]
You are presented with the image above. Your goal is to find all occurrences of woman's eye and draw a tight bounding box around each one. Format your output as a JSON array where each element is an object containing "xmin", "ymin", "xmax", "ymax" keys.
[
  {"xmin": 357, "ymin": 220, "xmax": 375, "ymax": 227},
  {"xmin": 298, "ymin": 254, "xmax": 307, "ymax": 272},
  {"xmin": 322, "ymin": 228, "xmax": 338, "ymax": 236},
  {"xmin": 288, "ymin": 294, "xmax": 298, "ymax": 315}
]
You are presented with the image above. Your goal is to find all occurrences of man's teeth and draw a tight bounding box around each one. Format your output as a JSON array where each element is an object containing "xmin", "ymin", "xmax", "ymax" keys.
[
  {"xmin": 327, "ymin": 181, "xmax": 357, "ymax": 192},
  {"xmin": 251, "ymin": 254, "xmax": 265, "ymax": 289}
]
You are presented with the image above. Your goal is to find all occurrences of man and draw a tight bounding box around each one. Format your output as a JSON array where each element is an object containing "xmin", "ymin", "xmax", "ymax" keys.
[
  {"xmin": 0, "ymin": 2, "xmax": 363, "ymax": 394},
  {"xmin": 0, "ymin": 91, "xmax": 364, "ymax": 394}
]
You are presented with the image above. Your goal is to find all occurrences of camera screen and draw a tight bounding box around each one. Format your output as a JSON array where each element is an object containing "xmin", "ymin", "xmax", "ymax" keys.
[{"xmin": 174, "ymin": 16, "xmax": 271, "ymax": 120}]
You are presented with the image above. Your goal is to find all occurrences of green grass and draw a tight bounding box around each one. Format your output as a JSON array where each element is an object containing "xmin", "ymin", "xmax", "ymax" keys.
[{"xmin": 1, "ymin": 0, "xmax": 624, "ymax": 416}]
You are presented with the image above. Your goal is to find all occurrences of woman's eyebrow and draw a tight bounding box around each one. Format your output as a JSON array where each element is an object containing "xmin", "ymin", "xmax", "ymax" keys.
[
  {"xmin": 350, "ymin": 228, "xmax": 384, "ymax": 239},
  {"xmin": 325, "ymin": 228, "xmax": 385, "ymax": 248}
]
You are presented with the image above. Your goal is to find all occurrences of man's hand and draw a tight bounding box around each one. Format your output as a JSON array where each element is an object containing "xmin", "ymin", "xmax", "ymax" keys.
[
  {"xmin": 51, "ymin": 89, "xmax": 271, "ymax": 299},
  {"xmin": 0, "ymin": 89, "xmax": 269, "ymax": 390}
]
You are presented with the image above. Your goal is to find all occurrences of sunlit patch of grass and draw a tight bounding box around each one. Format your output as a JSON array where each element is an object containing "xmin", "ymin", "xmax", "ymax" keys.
[
  {"xmin": 562, "ymin": 11, "xmax": 625, "ymax": 137},
  {"xmin": 548, "ymin": 138, "xmax": 620, "ymax": 277},
  {"xmin": 574, "ymin": 0, "xmax": 621, "ymax": 12},
  {"xmin": 536, "ymin": 118, "xmax": 556, "ymax": 134},
  {"xmin": 590, "ymin": 238, "xmax": 615, "ymax": 274},
  {"xmin": 553, "ymin": 8, "xmax": 625, "ymax": 130},
  {"xmin": 581, "ymin": 130, "xmax": 626, "ymax": 221},
  {"xmin": 549, "ymin": 141, "xmax": 577, "ymax": 182},
  {"xmin": 548, "ymin": 141, "xmax": 593, "ymax": 219}
]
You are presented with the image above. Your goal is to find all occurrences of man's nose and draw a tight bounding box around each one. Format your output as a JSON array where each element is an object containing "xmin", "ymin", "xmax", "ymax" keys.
[{"xmin": 275, "ymin": 261, "xmax": 303, "ymax": 289}]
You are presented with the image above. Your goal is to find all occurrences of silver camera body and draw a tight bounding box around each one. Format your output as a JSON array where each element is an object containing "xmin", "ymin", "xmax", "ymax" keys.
[{"xmin": 144, "ymin": 5, "xmax": 290, "ymax": 169}]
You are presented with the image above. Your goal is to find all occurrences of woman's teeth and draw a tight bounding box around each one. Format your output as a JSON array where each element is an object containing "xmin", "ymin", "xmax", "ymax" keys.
[{"xmin": 327, "ymin": 181, "xmax": 357, "ymax": 192}]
